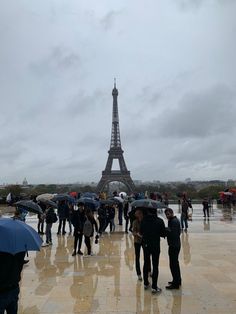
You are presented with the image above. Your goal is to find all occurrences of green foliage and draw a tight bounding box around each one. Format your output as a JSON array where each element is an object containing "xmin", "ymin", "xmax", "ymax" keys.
[{"xmin": 198, "ymin": 185, "xmax": 225, "ymax": 199}]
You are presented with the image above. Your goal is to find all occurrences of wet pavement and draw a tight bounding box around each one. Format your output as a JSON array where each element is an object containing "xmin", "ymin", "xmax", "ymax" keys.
[{"xmin": 3, "ymin": 203, "xmax": 236, "ymax": 313}]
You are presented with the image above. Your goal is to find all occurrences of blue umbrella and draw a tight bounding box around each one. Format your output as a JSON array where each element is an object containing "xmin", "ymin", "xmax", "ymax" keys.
[
  {"xmin": 83, "ymin": 192, "xmax": 98, "ymax": 199},
  {"xmin": 0, "ymin": 218, "xmax": 43, "ymax": 254},
  {"xmin": 78, "ymin": 197, "xmax": 100, "ymax": 211}
]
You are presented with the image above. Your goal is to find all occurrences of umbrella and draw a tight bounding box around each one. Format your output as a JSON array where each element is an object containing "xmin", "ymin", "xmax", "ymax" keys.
[
  {"xmin": 108, "ymin": 197, "xmax": 122, "ymax": 204},
  {"xmin": 77, "ymin": 197, "xmax": 100, "ymax": 210},
  {"xmin": 83, "ymin": 192, "xmax": 98, "ymax": 199},
  {"xmin": 16, "ymin": 200, "xmax": 43, "ymax": 214},
  {"xmin": 119, "ymin": 192, "xmax": 127, "ymax": 198},
  {"xmin": 229, "ymin": 188, "xmax": 236, "ymax": 193},
  {"xmin": 52, "ymin": 194, "xmax": 75, "ymax": 203},
  {"xmin": 131, "ymin": 199, "xmax": 167, "ymax": 209},
  {"xmin": 44, "ymin": 200, "xmax": 58, "ymax": 209},
  {"xmin": 100, "ymin": 199, "xmax": 116, "ymax": 206},
  {"xmin": 224, "ymin": 192, "xmax": 232, "ymax": 196},
  {"xmin": 114, "ymin": 196, "xmax": 124, "ymax": 203},
  {"xmin": 0, "ymin": 218, "xmax": 43, "ymax": 254},
  {"xmin": 36, "ymin": 193, "xmax": 55, "ymax": 202}
]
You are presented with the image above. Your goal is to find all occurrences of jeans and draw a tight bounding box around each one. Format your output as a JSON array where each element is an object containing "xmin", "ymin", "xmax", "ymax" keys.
[
  {"xmin": 169, "ymin": 246, "xmax": 181, "ymax": 285},
  {"xmin": 181, "ymin": 214, "xmax": 188, "ymax": 229},
  {"xmin": 74, "ymin": 233, "xmax": 83, "ymax": 252},
  {"xmin": 143, "ymin": 245, "xmax": 160, "ymax": 290},
  {"xmin": 84, "ymin": 236, "xmax": 91, "ymax": 255},
  {"xmin": 118, "ymin": 207, "xmax": 123, "ymax": 225},
  {"xmin": 134, "ymin": 242, "xmax": 142, "ymax": 276},
  {"xmin": 37, "ymin": 218, "xmax": 44, "ymax": 233},
  {"xmin": 125, "ymin": 217, "xmax": 130, "ymax": 232},
  {"xmin": 58, "ymin": 219, "xmax": 66, "ymax": 234},
  {"xmin": 98, "ymin": 218, "xmax": 106, "ymax": 234},
  {"xmin": 203, "ymin": 208, "xmax": 209, "ymax": 217},
  {"xmin": 0, "ymin": 286, "xmax": 19, "ymax": 314},
  {"xmin": 46, "ymin": 223, "xmax": 52, "ymax": 243},
  {"xmin": 105, "ymin": 219, "xmax": 115, "ymax": 232}
]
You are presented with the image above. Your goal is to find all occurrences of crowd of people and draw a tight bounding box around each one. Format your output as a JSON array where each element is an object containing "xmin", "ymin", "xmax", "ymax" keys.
[{"xmin": 31, "ymin": 191, "xmax": 197, "ymax": 294}]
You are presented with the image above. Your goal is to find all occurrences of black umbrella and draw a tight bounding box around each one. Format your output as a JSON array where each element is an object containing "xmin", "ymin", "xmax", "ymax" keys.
[
  {"xmin": 44, "ymin": 200, "xmax": 58, "ymax": 209},
  {"xmin": 16, "ymin": 200, "xmax": 43, "ymax": 214},
  {"xmin": 52, "ymin": 194, "xmax": 75, "ymax": 203},
  {"xmin": 108, "ymin": 197, "xmax": 121, "ymax": 204},
  {"xmin": 100, "ymin": 200, "xmax": 115, "ymax": 206},
  {"xmin": 131, "ymin": 199, "xmax": 167, "ymax": 209}
]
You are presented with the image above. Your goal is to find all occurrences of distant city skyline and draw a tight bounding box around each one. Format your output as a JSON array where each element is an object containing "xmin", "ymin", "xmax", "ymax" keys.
[{"xmin": 0, "ymin": 1, "xmax": 235, "ymax": 183}]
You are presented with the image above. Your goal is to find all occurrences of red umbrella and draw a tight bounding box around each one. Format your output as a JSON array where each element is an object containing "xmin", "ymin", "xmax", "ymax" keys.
[{"xmin": 69, "ymin": 192, "xmax": 77, "ymax": 197}]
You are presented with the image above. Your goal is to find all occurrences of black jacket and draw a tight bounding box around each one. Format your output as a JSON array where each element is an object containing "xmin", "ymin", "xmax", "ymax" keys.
[
  {"xmin": 166, "ymin": 216, "xmax": 181, "ymax": 248},
  {"xmin": 71, "ymin": 210, "xmax": 86, "ymax": 233},
  {"xmin": 0, "ymin": 252, "xmax": 25, "ymax": 293},
  {"xmin": 140, "ymin": 215, "xmax": 166, "ymax": 248}
]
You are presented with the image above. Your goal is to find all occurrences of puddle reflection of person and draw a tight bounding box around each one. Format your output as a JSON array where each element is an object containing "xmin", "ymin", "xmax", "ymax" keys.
[
  {"xmin": 203, "ymin": 218, "xmax": 210, "ymax": 231},
  {"xmin": 181, "ymin": 233, "xmax": 191, "ymax": 265},
  {"xmin": 171, "ymin": 292, "xmax": 182, "ymax": 314}
]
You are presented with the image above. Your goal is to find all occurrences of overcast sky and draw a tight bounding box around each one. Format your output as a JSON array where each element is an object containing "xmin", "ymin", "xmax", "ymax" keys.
[{"xmin": 0, "ymin": 0, "xmax": 236, "ymax": 184}]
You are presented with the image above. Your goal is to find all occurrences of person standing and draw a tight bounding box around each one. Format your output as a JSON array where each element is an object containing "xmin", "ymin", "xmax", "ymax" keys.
[
  {"xmin": 140, "ymin": 208, "xmax": 166, "ymax": 294},
  {"xmin": 165, "ymin": 208, "xmax": 182, "ymax": 289},
  {"xmin": 57, "ymin": 200, "xmax": 68, "ymax": 235},
  {"xmin": 37, "ymin": 201, "xmax": 46, "ymax": 234},
  {"xmin": 180, "ymin": 199, "xmax": 189, "ymax": 232},
  {"xmin": 71, "ymin": 203, "xmax": 86, "ymax": 256},
  {"xmin": 83, "ymin": 209, "xmax": 98, "ymax": 257},
  {"xmin": 97, "ymin": 204, "xmax": 107, "ymax": 235},
  {"xmin": 105, "ymin": 205, "xmax": 116, "ymax": 233},
  {"xmin": 132, "ymin": 209, "xmax": 144, "ymax": 280},
  {"xmin": 0, "ymin": 252, "xmax": 26, "ymax": 314},
  {"xmin": 43, "ymin": 205, "xmax": 57, "ymax": 246},
  {"xmin": 124, "ymin": 200, "xmax": 131, "ymax": 233},
  {"xmin": 118, "ymin": 201, "xmax": 124, "ymax": 226},
  {"xmin": 202, "ymin": 198, "xmax": 210, "ymax": 218}
]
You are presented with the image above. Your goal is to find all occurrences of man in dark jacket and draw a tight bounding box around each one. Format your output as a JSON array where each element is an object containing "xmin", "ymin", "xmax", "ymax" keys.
[
  {"xmin": 0, "ymin": 251, "xmax": 25, "ymax": 313},
  {"xmin": 71, "ymin": 203, "xmax": 86, "ymax": 256},
  {"xmin": 140, "ymin": 208, "xmax": 166, "ymax": 294},
  {"xmin": 165, "ymin": 208, "xmax": 182, "ymax": 289}
]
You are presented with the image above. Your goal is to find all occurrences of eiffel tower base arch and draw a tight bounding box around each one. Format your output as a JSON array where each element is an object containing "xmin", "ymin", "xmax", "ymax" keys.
[{"xmin": 97, "ymin": 172, "xmax": 135, "ymax": 194}]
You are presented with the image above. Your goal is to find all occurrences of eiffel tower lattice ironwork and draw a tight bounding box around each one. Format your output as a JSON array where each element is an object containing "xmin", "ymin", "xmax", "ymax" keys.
[{"xmin": 97, "ymin": 80, "xmax": 135, "ymax": 193}]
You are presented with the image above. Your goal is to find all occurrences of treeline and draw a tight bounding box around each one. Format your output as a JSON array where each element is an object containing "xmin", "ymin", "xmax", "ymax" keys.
[{"xmin": 0, "ymin": 183, "xmax": 229, "ymax": 201}]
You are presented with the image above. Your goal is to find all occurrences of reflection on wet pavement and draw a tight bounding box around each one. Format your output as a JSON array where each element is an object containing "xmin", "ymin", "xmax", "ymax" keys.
[{"xmin": 11, "ymin": 204, "xmax": 236, "ymax": 313}]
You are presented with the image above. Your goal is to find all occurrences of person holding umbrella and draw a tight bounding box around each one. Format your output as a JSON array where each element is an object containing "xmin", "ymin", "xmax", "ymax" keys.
[{"xmin": 42, "ymin": 205, "xmax": 58, "ymax": 246}]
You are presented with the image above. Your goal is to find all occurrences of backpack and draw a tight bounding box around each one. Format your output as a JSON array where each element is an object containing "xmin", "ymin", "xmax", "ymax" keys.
[{"xmin": 83, "ymin": 217, "xmax": 93, "ymax": 237}]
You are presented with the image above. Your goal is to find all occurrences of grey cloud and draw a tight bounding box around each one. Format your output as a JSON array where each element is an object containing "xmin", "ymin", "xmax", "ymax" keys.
[
  {"xmin": 29, "ymin": 46, "xmax": 80, "ymax": 78},
  {"xmin": 157, "ymin": 85, "xmax": 236, "ymax": 138},
  {"xmin": 173, "ymin": 0, "xmax": 235, "ymax": 10},
  {"xmin": 100, "ymin": 10, "xmax": 121, "ymax": 30}
]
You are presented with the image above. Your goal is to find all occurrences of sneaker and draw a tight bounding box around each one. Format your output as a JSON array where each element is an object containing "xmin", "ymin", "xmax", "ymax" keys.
[
  {"xmin": 138, "ymin": 275, "xmax": 142, "ymax": 281},
  {"xmin": 166, "ymin": 284, "xmax": 180, "ymax": 290},
  {"xmin": 77, "ymin": 251, "xmax": 83, "ymax": 255},
  {"xmin": 62, "ymin": 231, "xmax": 66, "ymax": 235},
  {"xmin": 168, "ymin": 281, "xmax": 182, "ymax": 286},
  {"xmin": 42, "ymin": 242, "xmax": 49, "ymax": 247},
  {"xmin": 72, "ymin": 251, "xmax": 76, "ymax": 256},
  {"xmin": 144, "ymin": 284, "xmax": 150, "ymax": 290},
  {"xmin": 152, "ymin": 287, "xmax": 162, "ymax": 294},
  {"xmin": 90, "ymin": 252, "xmax": 94, "ymax": 256}
]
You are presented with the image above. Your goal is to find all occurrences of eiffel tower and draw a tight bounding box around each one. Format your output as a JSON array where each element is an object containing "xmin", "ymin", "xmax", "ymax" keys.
[{"xmin": 97, "ymin": 80, "xmax": 135, "ymax": 193}]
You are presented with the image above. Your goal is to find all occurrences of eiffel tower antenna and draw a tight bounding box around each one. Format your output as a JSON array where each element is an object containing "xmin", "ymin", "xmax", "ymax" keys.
[{"xmin": 97, "ymin": 81, "xmax": 135, "ymax": 193}]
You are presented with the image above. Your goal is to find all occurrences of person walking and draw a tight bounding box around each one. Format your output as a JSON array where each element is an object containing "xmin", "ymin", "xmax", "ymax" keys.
[
  {"xmin": 180, "ymin": 199, "xmax": 189, "ymax": 232},
  {"xmin": 0, "ymin": 251, "xmax": 26, "ymax": 314},
  {"xmin": 57, "ymin": 200, "xmax": 68, "ymax": 235},
  {"xmin": 83, "ymin": 209, "xmax": 98, "ymax": 257},
  {"xmin": 71, "ymin": 203, "xmax": 86, "ymax": 256},
  {"xmin": 165, "ymin": 208, "xmax": 182, "ymax": 289},
  {"xmin": 132, "ymin": 209, "xmax": 144, "ymax": 281},
  {"xmin": 118, "ymin": 200, "xmax": 124, "ymax": 226},
  {"xmin": 140, "ymin": 208, "xmax": 166, "ymax": 294},
  {"xmin": 202, "ymin": 198, "xmax": 210, "ymax": 218}
]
